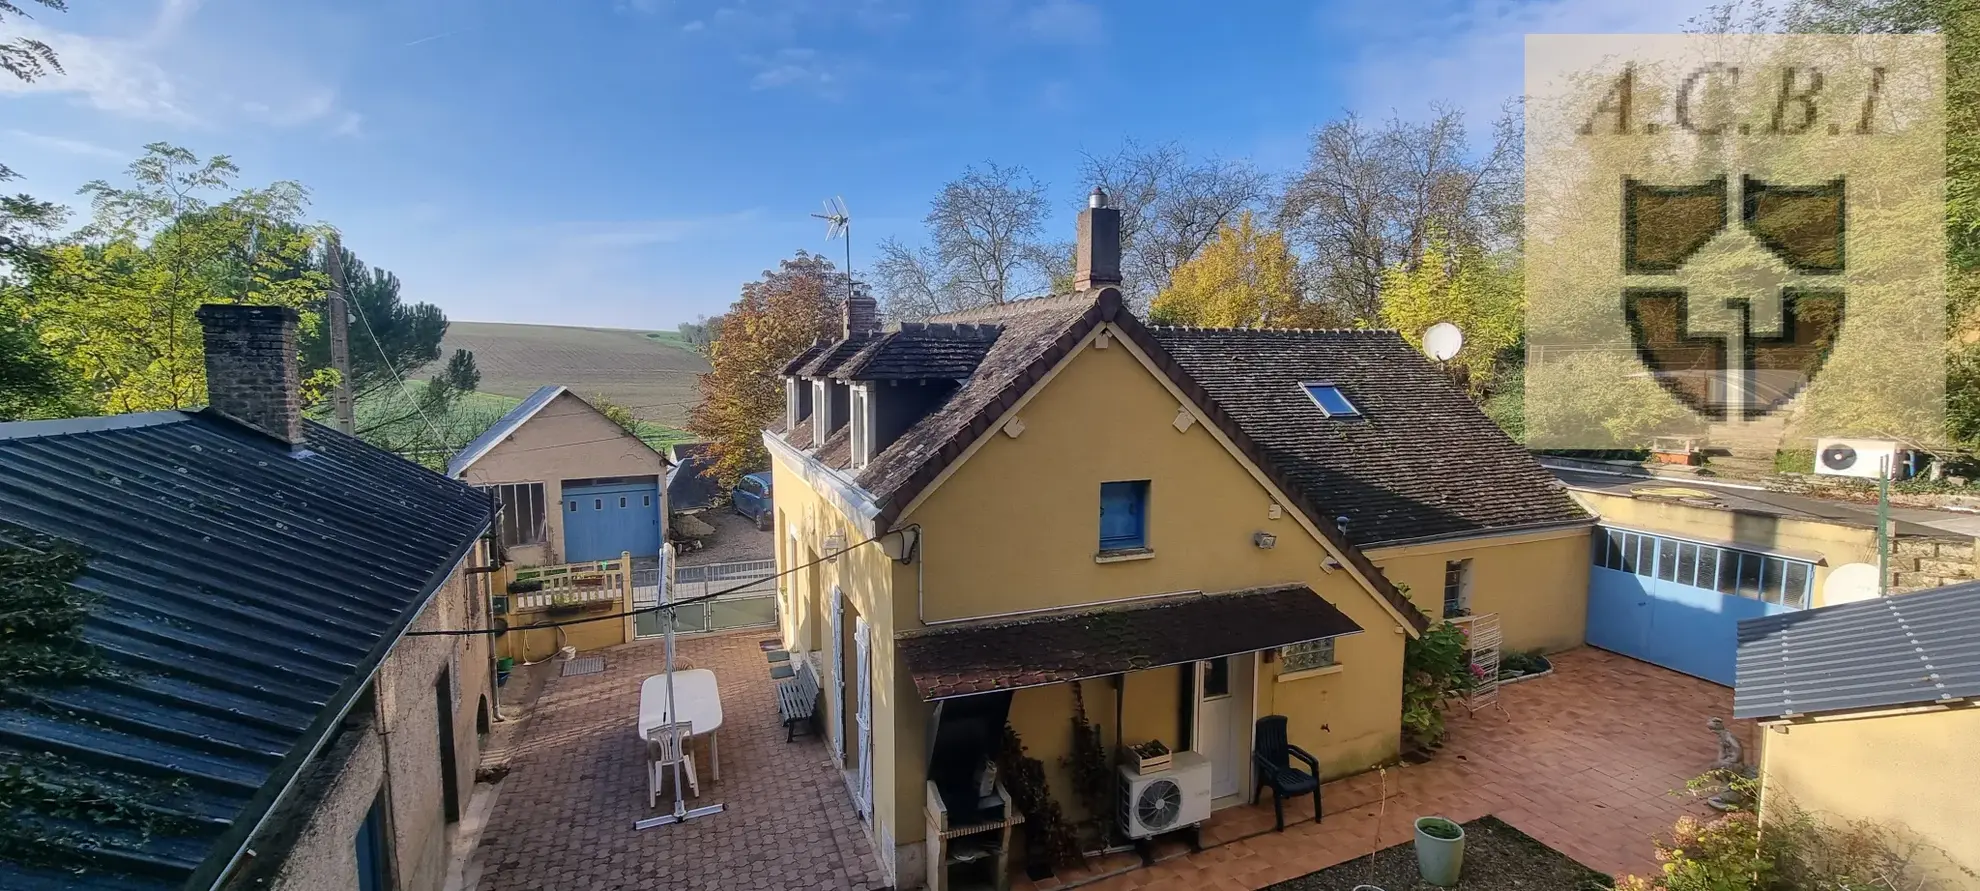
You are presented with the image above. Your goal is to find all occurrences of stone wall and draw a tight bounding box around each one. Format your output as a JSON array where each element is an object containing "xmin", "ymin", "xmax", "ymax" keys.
[{"xmin": 1888, "ymin": 536, "xmax": 1980, "ymax": 594}]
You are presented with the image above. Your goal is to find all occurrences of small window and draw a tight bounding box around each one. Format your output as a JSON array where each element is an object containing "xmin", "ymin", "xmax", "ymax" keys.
[
  {"xmin": 1280, "ymin": 638, "xmax": 1336, "ymax": 672},
  {"xmin": 1717, "ymin": 550, "xmax": 1741, "ymax": 594},
  {"xmin": 1736, "ymin": 553, "xmax": 1763, "ymax": 598},
  {"xmin": 1656, "ymin": 542, "xmax": 1678, "ymax": 581},
  {"xmin": 644, "ymin": 495, "xmax": 652, "ymax": 507},
  {"xmin": 1099, "ymin": 480, "xmax": 1150, "ymax": 551},
  {"xmin": 568, "ymin": 501, "xmax": 577, "ymax": 512},
  {"xmin": 1634, "ymin": 536, "xmax": 1656, "ymax": 578},
  {"xmin": 1442, "ymin": 559, "xmax": 1471, "ymax": 617},
  {"xmin": 1300, "ymin": 383, "xmax": 1360, "ymax": 417},
  {"xmin": 1782, "ymin": 562, "xmax": 1810, "ymax": 609},
  {"xmin": 1676, "ymin": 542, "xmax": 1700, "ymax": 586},
  {"xmin": 594, "ymin": 499, "xmax": 603, "ymax": 510},
  {"xmin": 480, "ymin": 482, "xmax": 547, "ymax": 548},
  {"xmin": 1696, "ymin": 546, "xmax": 1719, "ymax": 589},
  {"xmin": 619, "ymin": 496, "xmax": 628, "ymax": 508},
  {"xmin": 356, "ymin": 793, "xmax": 391, "ymax": 891}
]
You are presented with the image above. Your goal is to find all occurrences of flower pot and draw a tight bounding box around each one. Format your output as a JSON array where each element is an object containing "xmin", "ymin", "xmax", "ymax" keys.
[{"xmin": 1414, "ymin": 817, "xmax": 1465, "ymax": 887}]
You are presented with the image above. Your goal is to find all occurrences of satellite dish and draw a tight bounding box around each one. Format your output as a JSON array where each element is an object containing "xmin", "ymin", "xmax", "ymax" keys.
[
  {"xmin": 1823, "ymin": 563, "xmax": 1881, "ymax": 605},
  {"xmin": 1422, "ymin": 322, "xmax": 1464, "ymax": 362}
]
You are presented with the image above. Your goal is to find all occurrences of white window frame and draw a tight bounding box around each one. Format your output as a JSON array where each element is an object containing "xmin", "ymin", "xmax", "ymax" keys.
[
  {"xmin": 849, "ymin": 383, "xmax": 877, "ymax": 468},
  {"xmin": 1443, "ymin": 558, "xmax": 1472, "ymax": 618},
  {"xmin": 813, "ymin": 380, "xmax": 831, "ymax": 448},
  {"xmin": 1298, "ymin": 382, "xmax": 1361, "ymax": 417},
  {"xmin": 786, "ymin": 377, "xmax": 803, "ymax": 431},
  {"xmin": 482, "ymin": 482, "xmax": 547, "ymax": 548}
]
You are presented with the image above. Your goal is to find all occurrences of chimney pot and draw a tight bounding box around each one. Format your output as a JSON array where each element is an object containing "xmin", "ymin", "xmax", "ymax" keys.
[
  {"xmin": 842, "ymin": 292, "xmax": 880, "ymax": 339},
  {"xmin": 1075, "ymin": 188, "xmax": 1123, "ymax": 293},
  {"xmin": 197, "ymin": 304, "xmax": 303, "ymax": 444}
]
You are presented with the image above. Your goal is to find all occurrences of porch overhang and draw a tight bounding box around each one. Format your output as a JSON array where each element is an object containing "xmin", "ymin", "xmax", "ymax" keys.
[{"xmin": 899, "ymin": 584, "xmax": 1362, "ymax": 701}]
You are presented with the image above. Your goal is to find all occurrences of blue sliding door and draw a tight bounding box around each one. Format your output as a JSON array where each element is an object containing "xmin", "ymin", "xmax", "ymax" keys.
[{"xmin": 1586, "ymin": 527, "xmax": 1810, "ymax": 685}]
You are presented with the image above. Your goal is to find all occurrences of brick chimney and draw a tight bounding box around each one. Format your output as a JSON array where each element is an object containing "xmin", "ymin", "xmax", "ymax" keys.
[
  {"xmin": 1075, "ymin": 186, "xmax": 1122, "ymax": 292},
  {"xmin": 197, "ymin": 304, "xmax": 303, "ymax": 444},
  {"xmin": 842, "ymin": 291, "xmax": 880, "ymax": 339}
]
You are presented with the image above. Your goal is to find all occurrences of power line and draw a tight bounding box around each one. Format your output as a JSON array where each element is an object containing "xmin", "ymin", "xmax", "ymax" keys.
[
  {"xmin": 346, "ymin": 283, "xmax": 452, "ymax": 450},
  {"xmin": 405, "ymin": 529, "xmax": 896, "ymax": 637}
]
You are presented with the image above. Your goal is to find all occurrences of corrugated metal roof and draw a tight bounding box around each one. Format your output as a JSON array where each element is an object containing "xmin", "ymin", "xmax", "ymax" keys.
[
  {"xmin": 1734, "ymin": 581, "xmax": 1980, "ymax": 720},
  {"xmin": 447, "ymin": 385, "xmax": 565, "ymax": 478},
  {"xmin": 0, "ymin": 410, "xmax": 493, "ymax": 889}
]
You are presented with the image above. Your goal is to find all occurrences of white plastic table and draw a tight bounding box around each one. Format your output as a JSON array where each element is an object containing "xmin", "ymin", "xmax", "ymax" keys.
[{"xmin": 639, "ymin": 670, "xmax": 724, "ymax": 781}]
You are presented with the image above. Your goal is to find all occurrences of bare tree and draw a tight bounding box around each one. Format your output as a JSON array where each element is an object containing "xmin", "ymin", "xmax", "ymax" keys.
[
  {"xmin": 875, "ymin": 162, "xmax": 1055, "ymax": 320},
  {"xmin": 1278, "ymin": 105, "xmax": 1521, "ymax": 323},
  {"xmin": 1080, "ymin": 141, "xmax": 1272, "ymax": 305}
]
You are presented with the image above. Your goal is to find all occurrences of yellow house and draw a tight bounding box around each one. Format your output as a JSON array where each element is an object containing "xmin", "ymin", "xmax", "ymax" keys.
[
  {"xmin": 764, "ymin": 196, "xmax": 1592, "ymax": 888},
  {"xmin": 1735, "ymin": 580, "xmax": 1980, "ymax": 887}
]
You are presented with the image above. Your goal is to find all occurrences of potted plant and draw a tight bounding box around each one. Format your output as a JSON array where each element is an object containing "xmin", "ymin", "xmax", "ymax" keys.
[
  {"xmin": 545, "ymin": 593, "xmax": 583, "ymax": 616},
  {"xmin": 508, "ymin": 579, "xmax": 544, "ymax": 595},
  {"xmin": 1413, "ymin": 816, "xmax": 1465, "ymax": 886}
]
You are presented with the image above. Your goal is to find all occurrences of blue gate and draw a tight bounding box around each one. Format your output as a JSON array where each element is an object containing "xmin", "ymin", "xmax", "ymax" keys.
[
  {"xmin": 1586, "ymin": 527, "xmax": 1812, "ymax": 685},
  {"xmin": 562, "ymin": 480, "xmax": 661, "ymax": 562}
]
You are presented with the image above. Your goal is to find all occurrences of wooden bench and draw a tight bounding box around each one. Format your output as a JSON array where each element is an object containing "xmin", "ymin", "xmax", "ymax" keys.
[{"xmin": 776, "ymin": 662, "xmax": 820, "ymax": 742}]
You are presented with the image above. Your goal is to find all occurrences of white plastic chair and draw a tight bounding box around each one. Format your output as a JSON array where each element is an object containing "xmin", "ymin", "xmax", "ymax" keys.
[{"xmin": 647, "ymin": 721, "xmax": 698, "ymax": 805}]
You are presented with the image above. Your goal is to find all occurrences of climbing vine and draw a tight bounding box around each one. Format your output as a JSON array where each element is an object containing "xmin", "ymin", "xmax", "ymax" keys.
[
  {"xmin": 0, "ymin": 525, "xmax": 104, "ymax": 691},
  {"xmin": 0, "ymin": 525, "xmax": 193, "ymax": 870}
]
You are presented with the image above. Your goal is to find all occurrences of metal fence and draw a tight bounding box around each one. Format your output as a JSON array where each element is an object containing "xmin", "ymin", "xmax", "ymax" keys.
[{"xmin": 634, "ymin": 556, "xmax": 778, "ymax": 638}]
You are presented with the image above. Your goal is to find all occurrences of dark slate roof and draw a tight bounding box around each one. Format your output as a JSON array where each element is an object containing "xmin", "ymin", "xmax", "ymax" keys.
[
  {"xmin": 447, "ymin": 384, "xmax": 564, "ymax": 477},
  {"xmin": 841, "ymin": 322, "xmax": 1004, "ymax": 381},
  {"xmin": 1735, "ymin": 582, "xmax": 1980, "ymax": 720},
  {"xmin": 0, "ymin": 411, "xmax": 493, "ymax": 889},
  {"xmin": 797, "ymin": 333, "xmax": 879, "ymax": 379},
  {"xmin": 1147, "ymin": 327, "xmax": 1589, "ymax": 547},
  {"xmin": 898, "ymin": 584, "xmax": 1362, "ymax": 700},
  {"xmin": 780, "ymin": 341, "xmax": 828, "ymax": 377}
]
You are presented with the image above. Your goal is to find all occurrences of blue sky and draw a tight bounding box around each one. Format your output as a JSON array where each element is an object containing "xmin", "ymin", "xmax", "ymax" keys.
[{"xmin": 1, "ymin": 0, "xmax": 1713, "ymax": 329}]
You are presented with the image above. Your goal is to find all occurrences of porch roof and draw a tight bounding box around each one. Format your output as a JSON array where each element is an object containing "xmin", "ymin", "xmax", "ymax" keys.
[{"xmin": 899, "ymin": 584, "xmax": 1362, "ymax": 701}]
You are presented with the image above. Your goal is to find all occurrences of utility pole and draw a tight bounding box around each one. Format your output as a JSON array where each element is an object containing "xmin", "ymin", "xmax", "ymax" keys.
[{"xmin": 325, "ymin": 232, "xmax": 356, "ymax": 435}]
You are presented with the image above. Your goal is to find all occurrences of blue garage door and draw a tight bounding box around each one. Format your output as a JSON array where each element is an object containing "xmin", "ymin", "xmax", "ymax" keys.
[
  {"xmin": 1587, "ymin": 527, "xmax": 1812, "ymax": 685},
  {"xmin": 563, "ymin": 480, "xmax": 661, "ymax": 562}
]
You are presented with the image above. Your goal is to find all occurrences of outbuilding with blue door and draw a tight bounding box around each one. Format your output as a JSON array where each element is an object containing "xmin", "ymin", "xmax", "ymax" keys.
[{"xmin": 449, "ymin": 386, "xmax": 670, "ymax": 567}]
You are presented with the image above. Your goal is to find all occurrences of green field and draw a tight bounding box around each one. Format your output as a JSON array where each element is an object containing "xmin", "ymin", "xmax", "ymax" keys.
[{"xmin": 437, "ymin": 320, "xmax": 709, "ymax": 428}]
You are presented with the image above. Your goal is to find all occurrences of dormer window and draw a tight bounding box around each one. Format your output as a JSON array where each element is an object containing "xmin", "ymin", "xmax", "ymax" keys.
[
  {"xmin": 813, "ymin": 380, "xmax": 832, "ymax": 448},
  {"xmin": 1301, "ymin": 383, "xmax": 1359, "ymax": 417},
  {"xmin": 786, "ymin": 377, "xmax": 812, "ymax": 431}
]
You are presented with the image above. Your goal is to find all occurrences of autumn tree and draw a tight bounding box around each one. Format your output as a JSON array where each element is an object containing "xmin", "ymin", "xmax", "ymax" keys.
[
  {"xmin": 1377, "ymin": 238, "xmax": 1523, "ymax": 396},
  {"xmin": 874, "ymin": 163, "xmax": 1055, "ymax": 319},
  {"xmin": 1278, "ymin": 106, "xmax": 1521, "ymax": 323},
  {"xmin": 1149, "ymin": 213, "xmax": 1314, "ymax": 328},
  {"xmin": 688, "ymin": 252, "xmax": 847, "ymax": 486},
  {"xmin": 1080, "ymin": 141, "xmax": 1272, "ymax": 306}
]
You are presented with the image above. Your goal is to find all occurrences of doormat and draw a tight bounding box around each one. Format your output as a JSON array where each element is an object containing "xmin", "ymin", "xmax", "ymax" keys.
[
  {"xmin": 561, "ymin": 656, "xmax": 605, "ymax": 677},
  {"xmin": 758, "ymin": 638, "xmax": 783, "ymax": 651}
]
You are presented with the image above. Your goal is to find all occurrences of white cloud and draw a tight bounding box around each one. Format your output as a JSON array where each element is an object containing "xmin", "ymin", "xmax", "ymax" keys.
[
  {"xmin": 681, "ymin": 19, "xmax": 706, "ymax": 32},
  {"xmin": 1020, "ymin": 0, "xmax": 1102, "ymax": 44},
  {"xmin": 1339, "ymin": 0, "xmax": 1722, "ymax": 125},
  {"xmin": 2, "ymin": 129, "xmax": 126, "ymax": 161},
  {"xmin": 745, "ymin": 47, "xmax": 844, "ymax": 96},
  {"xmin": 0, "ymin": 22, "xmax": 198, "ymax": 124}
]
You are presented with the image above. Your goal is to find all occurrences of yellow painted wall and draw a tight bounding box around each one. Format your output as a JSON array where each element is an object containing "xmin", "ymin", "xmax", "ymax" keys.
[
  {"xmin": 458, "ymin": 391, "xmax": 668, "ymax": 567},
  {"xmin": 893, "ymin": 332, "xmax": 1414, "ymax": 843},
  {"xmin": 1369, "ymin": 527, "xmax": 1593, "ymax": 654},
  {"xmin": 1570, "ymin": 490, "xmax": 1876, "ymax": 606},
  {"xmin": 1759, "ymin": 707, "xmax": 1980, "ymax": 886}
]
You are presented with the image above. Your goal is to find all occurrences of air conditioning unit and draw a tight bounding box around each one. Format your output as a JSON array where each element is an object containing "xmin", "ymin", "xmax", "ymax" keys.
[
  {"xmin": 1118, "ymin": 751, "xmax": 1211, "ymax": 839},
  {"xmin": 1814, "ymin": 438, "xmax": 1914, "ymax": 480}
]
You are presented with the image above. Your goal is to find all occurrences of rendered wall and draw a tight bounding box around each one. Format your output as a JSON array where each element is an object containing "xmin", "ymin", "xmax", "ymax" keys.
[
  {"xmin": 1369, "ymin": 527, "xmax": 1594, "ymax": 653},
  {"xmin": 1759, "ymin": 706, "xmax": 1980, "ymax": 886}
]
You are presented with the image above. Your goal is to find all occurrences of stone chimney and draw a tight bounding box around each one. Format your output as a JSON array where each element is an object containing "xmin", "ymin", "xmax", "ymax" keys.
[
  {"xmin": 842, "ymin": 292, "xmax": 880, "ymax": 339},
  {"xmin": 197, "ymin": 304, "xmax": 302, "ymax": 444},
  {"xmin": 1075, "ymin": 186, "xmax": 1123, "ymax": 292}
]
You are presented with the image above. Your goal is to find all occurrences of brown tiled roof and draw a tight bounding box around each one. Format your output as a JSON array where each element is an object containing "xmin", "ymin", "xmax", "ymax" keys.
[
  {"xmin": 899, "ymin": 584, "xmax": 1362, "ymax": 700},
  {"xmin": 799, "ymin": 333, "xmax": 879, "ymax": 378},
  {"xmin": 1146, "ymin": 327, "xmax": 1589, "ymax": 547},
  {"xmin": 843, "ymin": 323, "xmax": 1003, "ymax": 381},
  {"xmin": 851, "ymin": 293, "xmax": 1100, "ymax": 504},
  {"xmin": 780, "ymin": 340, "xmax": 829, "ymax": 376}
]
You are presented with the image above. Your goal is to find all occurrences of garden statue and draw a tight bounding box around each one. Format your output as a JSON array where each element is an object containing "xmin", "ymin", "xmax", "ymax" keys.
[{"xmin": 1705, "ymin": 717, "xmax": 1756, "ymax": 811}]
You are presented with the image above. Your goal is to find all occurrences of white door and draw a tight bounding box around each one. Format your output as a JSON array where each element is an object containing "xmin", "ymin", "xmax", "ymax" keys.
[
  {"xmin": 1195, "ymin": 657, "xmax": 1248, "ymax": 802},
  {"xmin": 828, "ymin": 586, "xmax": 845, "ymax": 765},
  {"xmin": 855, "ymin": 615, "xmax": 873, "ymax": 820}
]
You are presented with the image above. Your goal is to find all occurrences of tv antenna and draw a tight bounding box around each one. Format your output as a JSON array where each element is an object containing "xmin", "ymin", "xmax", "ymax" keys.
[{"xmin": 811, "ymin": 196, "xmax": 856, "ymax": 304}]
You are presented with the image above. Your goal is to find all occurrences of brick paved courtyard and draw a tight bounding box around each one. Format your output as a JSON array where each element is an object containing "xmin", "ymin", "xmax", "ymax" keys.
[
  {"xmin": 471, "ymin": 631, "xmax": 887, "ymax": 891},
  {"xmin": 1018, "ymin": 648, "xmax": 1752, "ymax": 891}
]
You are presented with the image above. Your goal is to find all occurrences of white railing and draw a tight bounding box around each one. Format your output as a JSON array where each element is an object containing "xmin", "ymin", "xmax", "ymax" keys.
[{"xmin": 506, "ymin": 554, "xmax": 633, "ymax": 612}]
